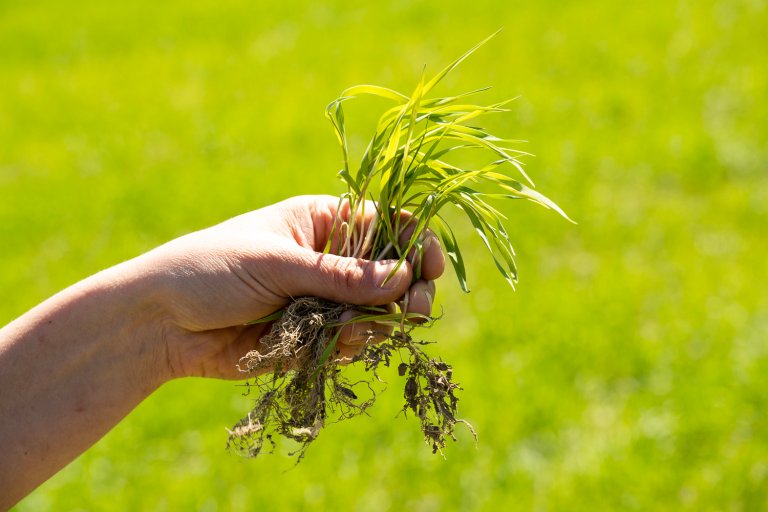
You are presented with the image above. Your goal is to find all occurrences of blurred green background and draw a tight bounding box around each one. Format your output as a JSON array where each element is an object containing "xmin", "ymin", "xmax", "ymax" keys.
[{"xmin": 2, "ymin": 0, "xmax": 767, "ymax": 509}]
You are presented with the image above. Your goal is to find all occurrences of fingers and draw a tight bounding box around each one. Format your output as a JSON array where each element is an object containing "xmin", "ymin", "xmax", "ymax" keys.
[
  {"xmin": 234, "ymin": 291, "xmax": 436, "ymax": 377},
  {"xmin": 291, "ymin": 196, "xmax": 445, "ymax": 281},
  {"xmin": 404, "ymin": 279, "xmax": 436, "ymax": 318},
  {"xmin": 273, "ymin": 248, "xmax": 413, "ymax": 306},
  {"xmin": 292, "ymin": 195, "xmax": 383, "ymax": 253},
  {"xmin": 334, "ymin": 275, "xmax": 436, "ymax": 344},
  {"xmin": 337, "ymin": 309, "xmax": 394, "ymax": 346},
  {"xmin": 335, "ymin": 307, "xmax": 394, "ymax": 363},
  {"xmin": 398, "ymin": 224, "xmax": 446, "ymax": 281},
  {"xmin": 332, "ymin": 280, "xmax": 435, "ymax": 363}
]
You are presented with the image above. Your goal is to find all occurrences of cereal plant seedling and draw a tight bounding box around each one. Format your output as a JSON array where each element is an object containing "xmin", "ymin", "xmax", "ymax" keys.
[{"xmin": 228, "ymin": 30, "xmax": 572, "ymax": 461}]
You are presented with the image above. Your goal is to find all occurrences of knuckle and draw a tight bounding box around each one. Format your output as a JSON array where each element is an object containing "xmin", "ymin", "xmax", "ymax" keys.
[{"xmin": 332, "ymin": 258, "xmax": 366, "ymax": 291}]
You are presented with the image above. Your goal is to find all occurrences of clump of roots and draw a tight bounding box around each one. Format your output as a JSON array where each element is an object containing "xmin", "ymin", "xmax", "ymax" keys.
[{"xmin": 227, "ymin": 297, "xmax": 476, "ymax": 460}]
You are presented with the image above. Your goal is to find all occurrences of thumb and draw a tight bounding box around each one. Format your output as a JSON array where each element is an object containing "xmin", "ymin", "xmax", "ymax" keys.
[{"xmin": 276, "ymin": 249, "xmax": 412, "ymax": 305}]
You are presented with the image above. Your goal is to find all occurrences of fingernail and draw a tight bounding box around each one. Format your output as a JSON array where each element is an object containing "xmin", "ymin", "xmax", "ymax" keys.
[{"xmin": 375, "ymin": 260, "xmax": 406, "ymax": 290}]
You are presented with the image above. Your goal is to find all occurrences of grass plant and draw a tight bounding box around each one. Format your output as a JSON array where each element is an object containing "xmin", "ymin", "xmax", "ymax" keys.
[{"xmin": 228, "ymin": 32, "xmax": 570, "ymax": 460}]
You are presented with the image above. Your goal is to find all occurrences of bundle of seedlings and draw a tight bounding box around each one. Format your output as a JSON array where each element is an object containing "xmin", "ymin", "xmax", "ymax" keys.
[{"xmin": 228, "ymin": 32, "xmax": 571, "ymax": 460}]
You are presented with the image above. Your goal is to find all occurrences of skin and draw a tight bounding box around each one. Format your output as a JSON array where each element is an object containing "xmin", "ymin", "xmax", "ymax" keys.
[{"xmin": 0, "ymin": 195, "xmax": 445, "ymax": 509}]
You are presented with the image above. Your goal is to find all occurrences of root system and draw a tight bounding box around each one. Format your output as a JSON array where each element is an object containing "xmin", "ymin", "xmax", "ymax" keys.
[{"xmin": 227, "ymin": 297, "xmax": 476, "ymax": 460}]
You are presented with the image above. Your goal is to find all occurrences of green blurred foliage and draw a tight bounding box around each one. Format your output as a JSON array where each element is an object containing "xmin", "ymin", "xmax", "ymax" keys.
[{"xmin": 2, "ymin": 0, "xmax": 767, "ymax": 509}]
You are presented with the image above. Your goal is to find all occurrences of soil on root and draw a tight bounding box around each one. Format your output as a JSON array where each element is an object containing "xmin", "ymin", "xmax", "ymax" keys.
[{"xmin": 227, "ymin": 297, "xmax": 476, "ymax": 460}]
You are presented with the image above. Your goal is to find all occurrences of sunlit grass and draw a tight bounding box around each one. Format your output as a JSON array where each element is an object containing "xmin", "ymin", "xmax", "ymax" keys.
[{"xmin": 3, "ymin": 0, "xmax": 768, "ymax": 510}]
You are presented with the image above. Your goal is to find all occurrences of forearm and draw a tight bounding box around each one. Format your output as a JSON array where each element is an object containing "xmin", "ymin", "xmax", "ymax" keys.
[
  {"xmin": 0, "ymin": 261, "xmax": 167, "ymax": 508},
  {"xmin": 0, "ymin": 195, "xmax": 441, "ymax": 508}
]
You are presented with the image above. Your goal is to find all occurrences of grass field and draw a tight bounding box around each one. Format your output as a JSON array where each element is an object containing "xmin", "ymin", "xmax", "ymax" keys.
[{"xmin": 2, "ymin": 0, "xmax": 767, "ymax": 509}]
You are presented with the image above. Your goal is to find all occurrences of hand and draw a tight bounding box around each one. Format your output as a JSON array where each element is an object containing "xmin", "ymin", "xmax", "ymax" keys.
[
  {"xmin": 0, "ymin": 194, "xmax": 445, "ymax": 506},
  {"xmin": 139, "ymin": 195, "xmax": 445, "ymax": 380}
]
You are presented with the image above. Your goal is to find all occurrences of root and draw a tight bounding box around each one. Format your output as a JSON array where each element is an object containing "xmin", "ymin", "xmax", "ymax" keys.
[{"xmin": 227, "ymin": 297, "xmax": 475, "ymax": 460}]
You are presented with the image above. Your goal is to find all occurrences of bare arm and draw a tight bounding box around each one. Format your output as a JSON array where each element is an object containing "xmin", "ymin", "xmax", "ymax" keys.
[
  {"xmin": 0, "ymin": 195, "xmax": 444, "ymax": 508},
  {"xmin": 0, "ymin": 262, "xmax": 167, "ymax": 508}
]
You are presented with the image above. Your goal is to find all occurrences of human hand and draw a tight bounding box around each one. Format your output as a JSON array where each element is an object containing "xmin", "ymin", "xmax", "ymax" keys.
[
  {"xmin": 137, "ymin": 195, "xmax": 445, "ymax": 380},
  {"xmin": 0, "ymin": 194, "xmax": 447, "ymax": 504}
]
